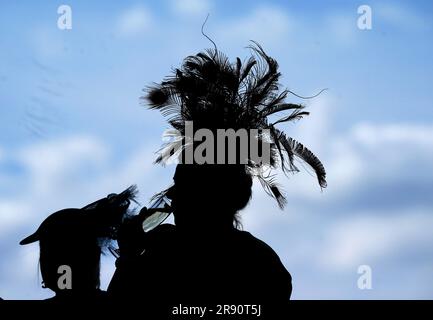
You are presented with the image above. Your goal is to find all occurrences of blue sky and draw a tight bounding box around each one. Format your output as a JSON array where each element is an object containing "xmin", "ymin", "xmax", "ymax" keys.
[{"xmin": 1, "ymin": 0, "xmax": 433, "ymax": 299}]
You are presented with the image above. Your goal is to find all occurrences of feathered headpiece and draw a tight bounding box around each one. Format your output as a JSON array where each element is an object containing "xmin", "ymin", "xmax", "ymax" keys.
[{"xmin": 144, "ymin": 42, "xmax": 327, "ymax": 208}]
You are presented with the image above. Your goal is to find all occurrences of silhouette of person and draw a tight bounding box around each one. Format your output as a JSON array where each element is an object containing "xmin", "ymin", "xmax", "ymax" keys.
[
  {"xmin": 19, "ymin": 186, "xmax": 136, "ymax": 300},
  {"xmin": 109, "ymin": 165, "xmax": 292, "ymax": 306},
  {"xmin": 108, "ymin": 42, "xmax": 327, "ymax": 314}
]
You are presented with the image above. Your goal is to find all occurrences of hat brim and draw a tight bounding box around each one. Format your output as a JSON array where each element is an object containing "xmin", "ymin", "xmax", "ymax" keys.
[{"xmin": 19, "ymin": 232, "xmax": 40, "ymax": 245}]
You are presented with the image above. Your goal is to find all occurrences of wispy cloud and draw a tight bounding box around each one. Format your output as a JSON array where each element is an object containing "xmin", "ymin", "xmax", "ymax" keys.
[
  {"xmin": 242, "ymin": 119, "xmax": 433, "ymax": 298},
  {"xmin": 319, "ymin": 209, "xmax": 433, "ymax": 270},
  {"xmin": 171, "ymin": 0, "xmax": 212, "ymax": 18},
  {"xmin": 375, "ymin": 2, "xmax": 429, "ymax": 31},
  {"xmin": 216, "ymin": 6, "xmax": 293, "ymax": 48},
  {"xmin": 115, "ymin": 6, "xmax": 153, "ymax": 37},
  {"xmin": 324, "ymin": 12, "xmax": 359, "ymax": 47}
]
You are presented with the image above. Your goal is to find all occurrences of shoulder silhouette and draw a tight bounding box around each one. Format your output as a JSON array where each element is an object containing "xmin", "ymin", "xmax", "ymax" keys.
[{"xmin": 109, "ymin": 164, "xmax": 292, "ymax": 304}]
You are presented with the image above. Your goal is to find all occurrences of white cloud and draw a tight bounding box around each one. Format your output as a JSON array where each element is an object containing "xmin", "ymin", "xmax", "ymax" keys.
[
  {"xmin": 352, "ymin": 123, "xmax": 433, "ymax": 148},
  {"xmin": 337, "ymin": 122, "xmax": 433, "ymax": 187},
  {"xmin": 171, "ymin": 0, "xmax": 212, "ymax": 18},
  {"xmin": 242, "ymin": 181, "xmax": 299, "ymax": 232},
  {"xmin": 116, "ymin": 6, "xmax": 153, "ymax": 37},
  {"xmin": 293, "ymin": 94, "xmax": 334, "ymax": 159},
  {"xmin": 0, "ymin": 245, "xmax": 49, "ymax": 300},
  {"xmin": 216, "ymin": 6, "xmax": 293, "ymax": 47},
  {"xmin": 241, "ymin": 120, "xmax": 433, "ymax": 298},
  {"xmin": 0, "ymin": 202, "xmax": 32, "ymax": 237},
  {"xmin": 286, "ymin": 121, "xmax": 433, "ymax": 200},
  {"xmin": 324, "ymin": 12, "xmax": 358, "ymax": 46},
  {"xmin": 319, "ymin": 209, "xmax": 433, "ymax": 270},
  {"xmin": 0, "ymin": 136, "xmax": 109, "ymax": 243},
  {"xmin": 100, "ymin": 254, "xmax": 116, "ymax": 292},
  {"xmin": 19, "ymin": 136, "xmax": 109, "ymax": 198},
  {"xmin": 375, "ymin": 3, "xmax": 428, "ymax": 31},
  {"xmin": 9, "ymin": 134, "xmax": 162, "ymax": 216},
  {"xmin": 29, "ymin": 27, "xmax": 66, "ymax": 60}
]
